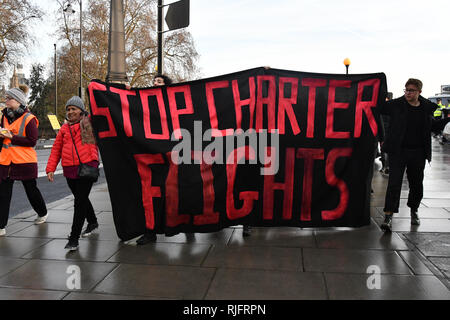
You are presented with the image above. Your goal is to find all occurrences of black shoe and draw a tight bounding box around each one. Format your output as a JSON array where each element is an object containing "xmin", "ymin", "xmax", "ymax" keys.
[
  {"xmin": 411, "ymin": 209, "xmax": 420, "ymax": 226},
  {"xmin": 64, "ymin": 238, "xmax": 79, "ymax": 251},
  {"xmin": 136, "ymin": 231, "xmax": 157, "ymax": 245},
  {"xmin": 82, "ymin": 223, "xmax": 99, "ymax": 237},
  {"xmin": 380, "ymin": 214, "xmax": 393, "ymax": 232},
  {"xmin": 243, "ymin": 225, "xmax": 252, "ymax": 237}
]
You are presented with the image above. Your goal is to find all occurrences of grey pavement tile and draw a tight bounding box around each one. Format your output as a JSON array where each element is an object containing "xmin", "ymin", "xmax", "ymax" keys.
[
  {"xmin": 78, "ymin": 224, "xmax": 121, "ymax": 241},
  {"xmin": 0, "ymin": 257, "xmax": 29, "ymax": 278},
  {"xmin": 429, "ymin": 257, "xmax": 450, "ymax": 274},
  {"xmin": 376, "ymin": 207, "xmax": 450, "ymax": 219},
  {"xmin": 303, "ymin": 248, "xmax": 412, "ymax": 274},
  {"xmin": 93, "ymin": 264, "xmax": 215, "ymax": 299},
  {"xmin": 0, "ymin": 287, "xmax": 67, "ymax": 300},
  {"xmin": 0, "ymin": 260, "xmax": 118, "ymax": 292},
  {"xmin": 202, "ymin": 245, "xmax": 302, "ymax": 271},
  {"xmin": 95, "ymin": 212, "xmax": 115, "ymax": 225},
  {"xmin": 9, "ymin": 222, "xmax": 73, "ymax": 239},
  {"xmin": 51, "ymin": 200, "xmax": 74, "ymax": 210},
  {"xmin": 23, "ymin": 239, "xmax": 123, "ymax": 262},
  {"xmin": 228, "ymin": 227, "xmax": 316, "ymax": 248},
  {"xmin": 63, "ymin": 292, "xmax": 158, "ymax": 300},
  {"xmin": 107, "ymin": 242, "xmax": 211, "ymax": 266},
  {"xmin": 422, "ymin": 192, "xmax": 450, "ymax": 199},
  {"xmin": 314, "ymin": 230, "xmax": 409, "ymax": 250},
  {"xmin": 325, "ymin": 274, "xmax": 450, "ymax": 300},
  {"xmin": 205, "ymin": 268, "xmax": 327, "ymax": 300},
  {"xmin": 158, "ymin": 229, "xmax": 234, "ymax": 245},
  {"xmin": 398, "ymin": 251, "xmax": 434, "ymax": 275},
  {"xmin": 11, "ymin": 210, "xmax": 35, "ymax": 219},
  {"xmin": 374, "ymin": 217, "xmax": 450, "ymax": 233},
  {"xmin": 421, "ymin": 199, "xmax": 450, "ymax": 208},
  {"xmin": 0, "ymin": 237, "xmax": 51, "ymax": 258},
  {"xmin": 2, "ymin": 222, "xmax": 34, "ymax": 236},
  {"xmin": 22, "ymin": 209, "xmax": 75, "ymax": 224},
  {"xmin": 92, "ymin": 200, "xmax": 112, "ymax": 212},
  {"xmin": 404, "ymin": 233, "xmax": 450, "ymax": 257},
  {"xmin": 46, "ymin": 198, "xmax": 73, "ymax": 210}
]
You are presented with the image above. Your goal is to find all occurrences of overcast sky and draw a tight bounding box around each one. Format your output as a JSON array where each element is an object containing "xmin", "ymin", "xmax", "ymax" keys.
[{"xmin": 16, "ymin": 0, "xmax": 450, "ymax": 99}]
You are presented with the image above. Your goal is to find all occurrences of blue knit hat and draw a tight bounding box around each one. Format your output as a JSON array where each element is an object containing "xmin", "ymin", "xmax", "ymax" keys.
[{"xmin": 65, "ymin": 96, "xmax": 86, "ymax": 113}]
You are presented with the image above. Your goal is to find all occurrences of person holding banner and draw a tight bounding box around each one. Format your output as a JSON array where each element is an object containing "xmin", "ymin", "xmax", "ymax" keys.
[
  {"xmin": 46, "ymin": 96, "xmax": 99, "ymax": 251},
  {"xmin": 379, "ymin": 79, "xmax": 450, "ymax": 231},
  {"xmin": 0, "ymin": 85, "xmax": 48, "ymax": 237},
  {"xmin": 135, "ymin": 74, "xmax": 173, "ymax": 245}
]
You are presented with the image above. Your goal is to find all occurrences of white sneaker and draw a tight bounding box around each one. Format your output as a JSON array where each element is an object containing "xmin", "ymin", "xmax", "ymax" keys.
[
  {"xmin": 0, "ymin": 228, "xmax": 5, "ymax": 236},
  {"xmin": 34, "ymin": 214, "xmax": 48, "ymax": 225}
]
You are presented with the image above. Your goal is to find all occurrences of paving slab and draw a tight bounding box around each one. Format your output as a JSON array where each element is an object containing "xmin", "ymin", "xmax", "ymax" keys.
[
  {"xmin": 303, "ymin": 248, "xmax": 412, "ymax": 274},
  {"xmin": 93, "ymin": 264, "xmax": 215, "ymax": 299},
  {"xmin": 428, "ymin": 257, "xmax": 450, "ymax": 279},
  {"xmin": 107, "ymin": 242, "xmax": 211, "ymax": 266},
  {"xmin": 0, "ymin": 260, "xmax": 118, "ymax": 292},
  {"xmin": 9, "ymin": 223, "xmax": 73, "ymax": 239},
  {"xmin": 374, "ymin": 217, "xmax": 450, "ymax": 233},
  {"xmin": 202, "ymin": 245, "xmax": 302, "ymax": 271},
  {"xmin": 0, "ymin": 287, "xmax": 67, "ymax": 300},
  {"xmin": 398, "ymin": 251, "xmax": 434, "ymax": 275},
  {"xmin": 0, "ymin": 257, "xmax": 29, "ymax": 278},
  {"xmin": 21, "ymin": 209, "xmax": 75, "ymax": 224},
  {"xmin": 314, "ymin": 230, "xmax": 409, "ymax": 250},
  {"xmin": 0, "ymin": 237, "xmax": 51, "ymax": 258},
  {"xmin": 376, "ymin": 207, "xmax": 450, "ymax": 219},
  {"xmin": 157, "ymin": 229, "xmax": 234, "ymax": 245},
  {"xmin": 228, "ymin": 227, "xmax": 316, "ymax": 248},
  {"xmin": 404, "ymin": 233, "xmax": 450, "ymax": 257},
  {"xmin": 325, "ymin": 274, "xmax": 450, "ymax": 300},
  {"xmin": 63, "ymin": 292, "xmax": 158, "ymax": 300},
  {"xmin": 205, "ymin": 268, "xmax": 327, "ymax": 300},
  {"xmin": 23, "ymin": 239, "xmax": 123, "ymax": 262},
  {"xmin": 1, "ymin": 222, "xmax": 35, "ymax": 236}
]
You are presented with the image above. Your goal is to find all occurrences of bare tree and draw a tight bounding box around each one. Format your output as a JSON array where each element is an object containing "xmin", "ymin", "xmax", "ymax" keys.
[
  {"xmin": 0, "ymin": 0, "xmax": 43, "ymax": 72},
  {"xmin": 56, "ymin": 0, "xmax": 199, "ymax": 89}
]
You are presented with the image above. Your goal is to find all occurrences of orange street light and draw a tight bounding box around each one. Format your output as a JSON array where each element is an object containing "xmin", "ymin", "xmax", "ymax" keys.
[{"xmin": 343, "ymin": 58, "xmax": 351, "ymax": 75}]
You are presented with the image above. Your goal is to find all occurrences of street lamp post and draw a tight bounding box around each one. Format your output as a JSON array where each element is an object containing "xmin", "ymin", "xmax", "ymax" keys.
[
  {"xmin": 106, "ymin": 0, "xmax": 128, "ymax": 83},
  {"xmin": 79, "ymin": 0, "xmax": 83, "ymax": 100},
  {"xmin": 54, "ymin": 44, "xmax": 57, "ymax": 116},
  {"xmin": 157, "ymin": 0, "xmax": 164, "ymax": 75},
  {"xmin": 63, "ymin": 1, "xmax": 83, "ymax": 100},
  {"xmin": 343, "ymin": 58, "xmax": 351, "ymax": 75}
]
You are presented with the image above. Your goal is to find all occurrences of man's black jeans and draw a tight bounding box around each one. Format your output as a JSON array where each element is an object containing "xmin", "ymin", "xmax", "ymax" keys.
[
  {"xmin": 66, "ymin": 178, "xmax": 97, "ymax": 240},
  {"xmin": 0, "ymin": 178, "xmax": 47, "ymax": 229},
  {"xmin": 384, "ymin": 148, "xmax": 426, "ymax": 213}
]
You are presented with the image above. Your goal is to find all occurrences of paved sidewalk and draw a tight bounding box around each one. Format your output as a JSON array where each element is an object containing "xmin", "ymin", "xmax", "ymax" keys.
[{"xmin": 0, "ymin": 139, "xmax": 449, "ymax": 300}]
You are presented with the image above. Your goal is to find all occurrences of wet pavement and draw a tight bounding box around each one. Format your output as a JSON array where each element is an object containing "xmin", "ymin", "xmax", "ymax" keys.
[{"xmin": 0, "ymin": 138, "xmax": 449, "ymax": 300}]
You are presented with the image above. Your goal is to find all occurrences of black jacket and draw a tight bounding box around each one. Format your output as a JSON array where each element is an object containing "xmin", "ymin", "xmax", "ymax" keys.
[{"xmin": 378, "ymin": 95, "xmax": 450, "ymax": 162}]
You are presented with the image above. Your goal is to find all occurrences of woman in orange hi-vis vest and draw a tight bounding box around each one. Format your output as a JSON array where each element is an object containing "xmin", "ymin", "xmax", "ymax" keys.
[{"xmin": 0, "ymin": 85, "xmax": 48, "ymax": 236}]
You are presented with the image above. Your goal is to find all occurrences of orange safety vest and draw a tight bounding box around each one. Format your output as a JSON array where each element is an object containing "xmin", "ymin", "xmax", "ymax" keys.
[{"xmin": 0, "ymin": 113, "xmax": 39, "ymax": 165}]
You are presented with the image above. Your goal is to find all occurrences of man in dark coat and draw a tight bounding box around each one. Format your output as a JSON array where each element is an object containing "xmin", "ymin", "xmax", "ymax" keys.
[{"xmin": 379, "ymin": 78, "xmax": 450, "ymax": 231}]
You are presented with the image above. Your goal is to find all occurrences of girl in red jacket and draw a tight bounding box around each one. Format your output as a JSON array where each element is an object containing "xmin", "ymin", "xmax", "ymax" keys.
[{"xmin": 46, "ymin": 96, "xmax": 99, "ymax": 251}]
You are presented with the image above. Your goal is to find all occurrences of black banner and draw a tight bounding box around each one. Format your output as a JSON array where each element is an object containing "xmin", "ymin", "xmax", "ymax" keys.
[{"xmin": 88, "ymin": 67, "xmax": 386, "ymax": 241}]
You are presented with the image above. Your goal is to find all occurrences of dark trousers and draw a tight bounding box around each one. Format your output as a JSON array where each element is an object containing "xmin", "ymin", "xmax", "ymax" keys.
[
  {"xmin": 0, "ymin": 178, "xmax": 47, "ymax": 229},
  {"xmin": 66, "ymin": 178, "xmax": 97, "ymax": 240},
  {"xmin": 383, "ymin": 149, "xmax": 425, "ymax": 213}
]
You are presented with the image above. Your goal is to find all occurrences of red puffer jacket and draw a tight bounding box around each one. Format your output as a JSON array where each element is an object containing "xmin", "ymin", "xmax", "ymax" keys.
[{"xmin": 46, "ymin": 122, "xmax": 99, "ymax": 173}]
